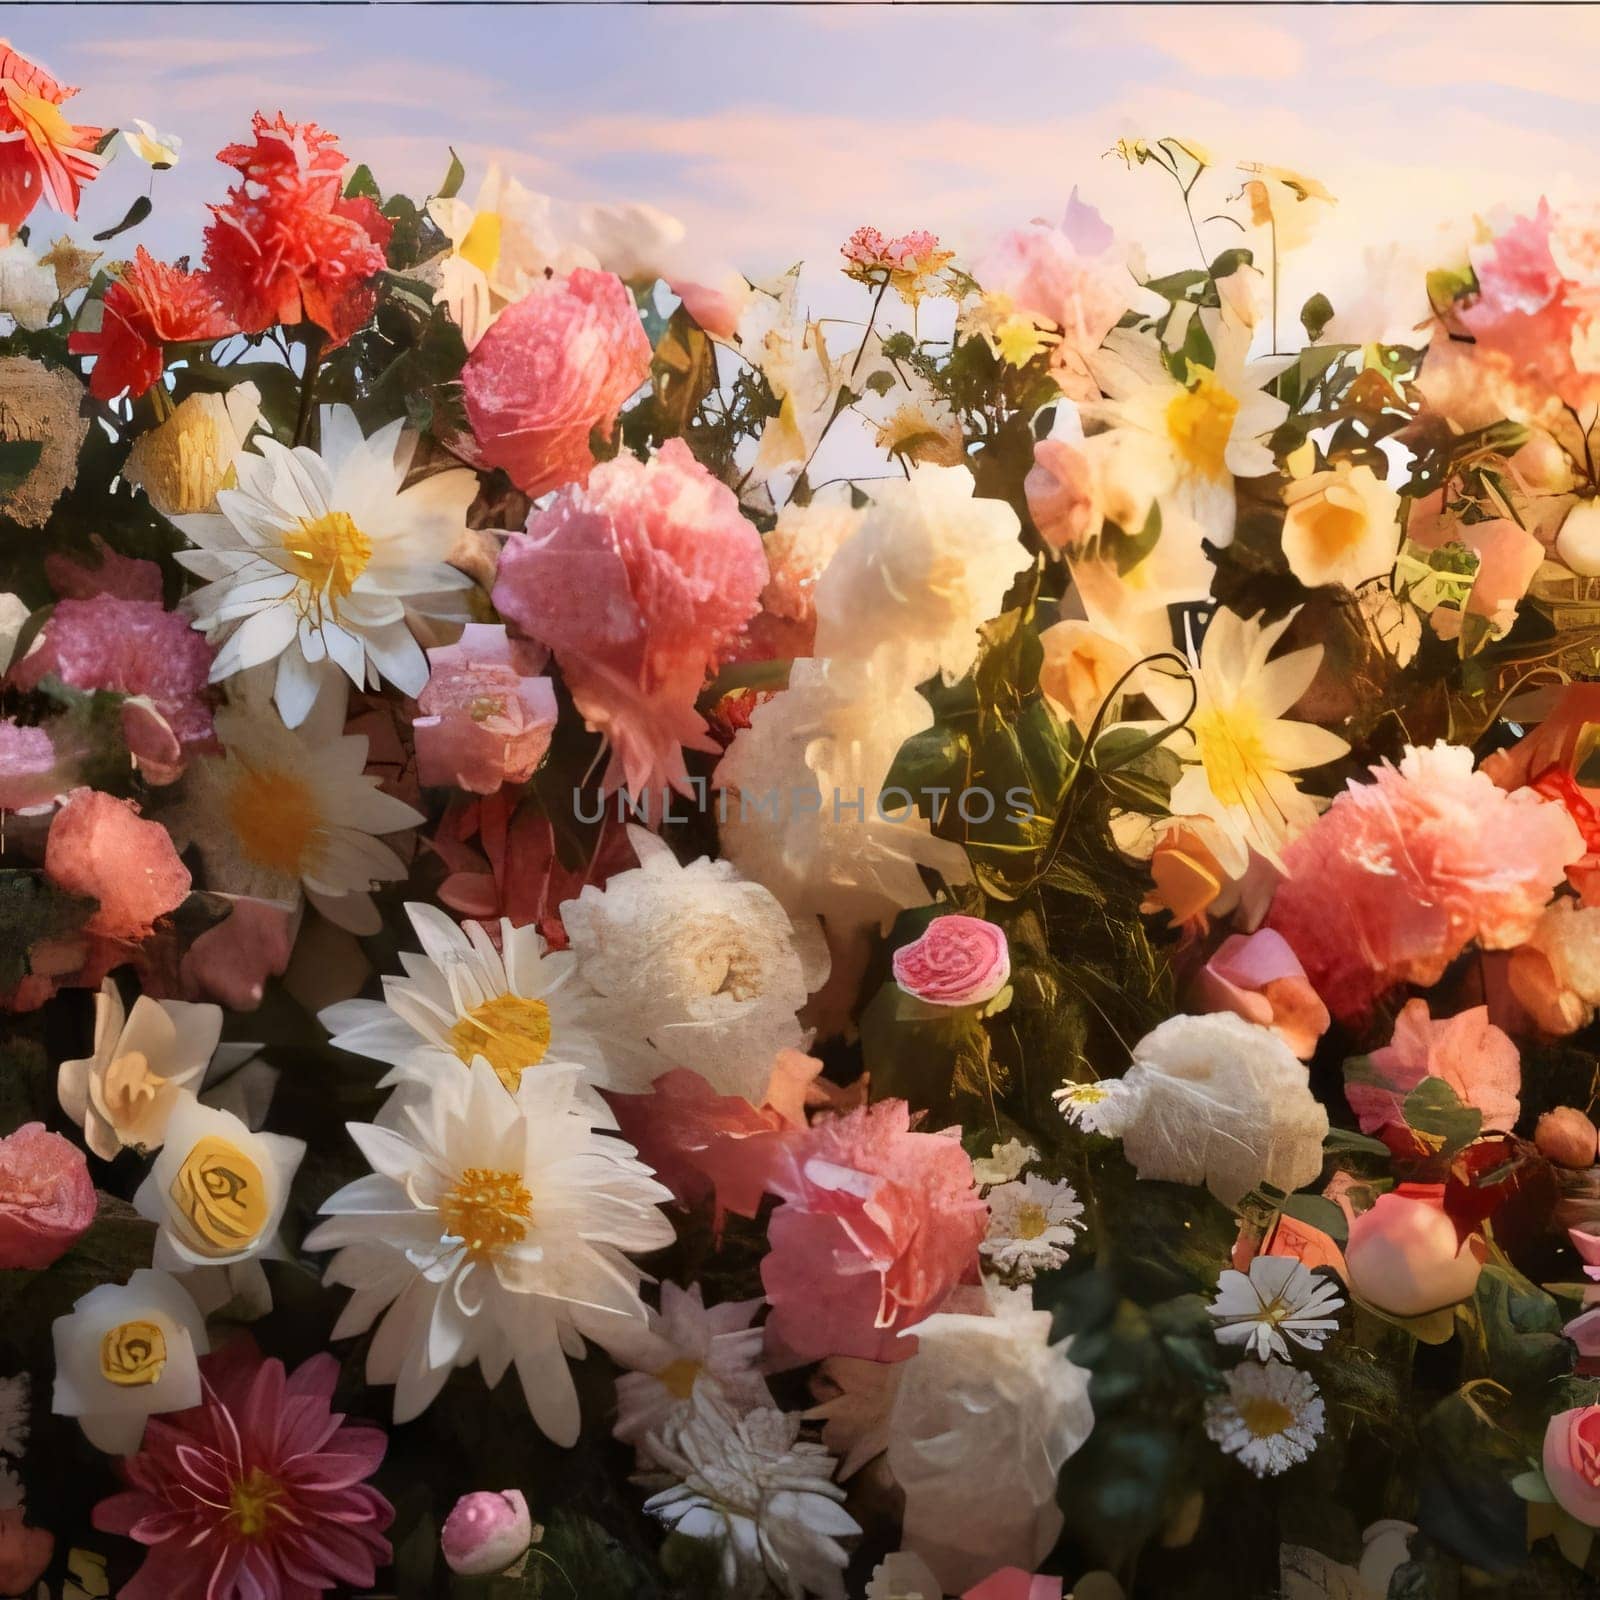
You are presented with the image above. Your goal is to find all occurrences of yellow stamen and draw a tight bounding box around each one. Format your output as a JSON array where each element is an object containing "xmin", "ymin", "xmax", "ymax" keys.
[
  {"xmin": 439, "ymin": 1167, "xmax": 532, "ymax": 1261},
  {"xmin": 1165, "ymin": 369, "xmax": 1239, "ymax": 481},
  {"xmin": 448, "ymin": 995, "xmax": 553, "ymax": 1092},
  {"xmin": 229, "ymin": 1467, "xmax": 283, "ymax": 1540},
  {"xmin": 654, "ymin": 1358, "xmax": 703, "ymax": 1400},
  {"xmin": 281, "ymin": 509, "xmax": 372, "ymax": 604},
  {"xmin": 227, "ymin": 764, "xmax": 321, "ymax": 876},
  {"xmin": 1238, "ymin": 1395, "xmax": 1295, "ymax": 1439}
]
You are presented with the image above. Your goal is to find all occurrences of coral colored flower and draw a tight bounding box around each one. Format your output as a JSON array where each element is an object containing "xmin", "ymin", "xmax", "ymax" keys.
[
  {"xmin": 494, "ymin": 438, "xmax": 766, "ymax": 797},
  {"xmin": 45, "ymin": 788, "xmax": 191, "ymax": 943},
  {"xmin": 1267, "ymin": 742, "xmax": 1583, "ymax": 1022},
  {"xmin": 9, "ymin": 595, "xmax": 217, "ymax": 776},
  {"xmin": 0, "ymin": 41, "xmax": 104, "ymax": 231},
  {"xmin": 761, "ymin": 1100, "xmax": 987, "ymax": 1365},
  {"xmin": 462, "ymin": 266, "xmax": 650, "ymax": 498},
  {"xmin": 1344, "ymin": 1000, "xmax": 1520, "ymax": 1140},
  {"xmin": 1544, "ymin": 1406, "xmax": 1600, "ymax": 1527},
  {"xmin": 964, "ymin": 1573, "xmax": 1064, "ymax": 1600},
  {"xmin": 93, "ymin": 1340, "xmax": 394, "ymax": 1600},
  {"xmin": 1192, "ymin": 928, "xmax": 1329, "ymax": 1061},
  {"xmin": 892, "ymin": 915, "xmax": 1010, "ymax": 1007},
  {"xmin": 68, "ymin": 248, "xmax": 233, "ymax": 401},
  {"xmin": 203, "ymin": 113, "xmax": 390, "ymax": 342},
  {"xmin": 0, "ymin": 1120, "xmax": 95, "ymax": 1269},
  {"xmin": 413, "ymin": 623, "xmax": 556, "ymax": 794}
]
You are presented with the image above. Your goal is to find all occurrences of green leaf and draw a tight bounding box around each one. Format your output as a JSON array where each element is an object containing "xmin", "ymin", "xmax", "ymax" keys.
[
  {"xmin": 91, "ymin": 194, "xmax": 152, "ymax": 242},
  {"xmin": 1208, "ymin": 246, "xmax": 1254, "ymax": 280},
  {"xmin": 1300, "ymin": 291, "xmax": 1335, "ymax": 342},
  {"xmin": 343, "ymin": 163, "xmax": 381, "ymax": 202},
  {"xmin": 437, "ymin": 146, "xmax": 466, "ymax": 202},
  {"xmin": 1401, "ymin": 1076, "xmax": 1482, "ymax": 1159},
  {"xmin": 649, "ymin": 305, "xmax": 717, "ymax": 434}
]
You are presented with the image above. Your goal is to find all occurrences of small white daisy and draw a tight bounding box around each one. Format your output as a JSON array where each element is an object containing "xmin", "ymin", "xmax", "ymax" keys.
[
  {"xmin": 1053, "ymin": 1079, "xmax": 1131, "ymax": 1136},
  {"xmin": 982, "ymin": 1175, "xmax": 1084, "ymax": 1281},
  {"xmin": 1205, "ymin": 1359, "xmax": 1324, "ymax": 1478},
  {"xmin": 1208, "ymin": 1255, "xmax": 1344, "ymax": 1362},
  {"xmin": 0, "ymin": 1374, "xmax": 28, "ymax": 1456}
]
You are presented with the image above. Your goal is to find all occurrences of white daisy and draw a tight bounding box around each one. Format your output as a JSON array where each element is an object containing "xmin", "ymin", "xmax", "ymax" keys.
[
  {"xmin": 643, "ymin": 1387, "xmax": 859, "ymax": 1600},
  {"xmin": 1208, "ymin": 1255, "xmax": 1345, "ymax": 1362},
  {"xmin": 175, "ymin": 405, "xmax": 478, "ymax": 728},
  {"xmin": 177, "ymin": 693, "xmax": 423, "ymax": 936},
  {"xmin": 981, "ymin": 1175, "xmax": 1084, "ymax": 1281},
  {"xmin": 610, "ymin": 1282, "xmax": 770, "ymax": 1460},
  {"xmin": 320, "ymin": 901, "xmax": 661, "ymax": 1103},
  {"xmin": 304, "ymin": 1058, "xmax": 675, "ymax": 1439},
  {"xmin": 1053, "ymin": 1079, "xmax": 1131, "ymax": 1136},
  {"xmin": 50, "ymin": 1269, "xmax": 209, "ymax": 1455},
  {"xmin": 1141, "ymin": 607, "xmax": 1349, "ymax": 867},
  {"xmin": 560, "ymin": 828, "xmax": 830, "ymax": 1106},
  {"xmin": 1084, "ymin": 311, "xmax": 1291, "ymax": 545},
  {"xmin": 58, "ymin": 980, "xmax": 222, "ymax": 1160},
  {"xmin": 1204, "ymin": 1359, "xmax": 1324, "ymax": 1478},
  {"xmin": 0, "ymin": 1374, "xmax": 28, "ymax": 1456}
]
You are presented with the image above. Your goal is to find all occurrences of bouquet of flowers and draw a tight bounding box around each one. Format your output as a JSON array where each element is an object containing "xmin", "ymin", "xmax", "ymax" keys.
[{"xmin": 9, "ymin": 37, "xmax": 1600, "ymax": 1599}]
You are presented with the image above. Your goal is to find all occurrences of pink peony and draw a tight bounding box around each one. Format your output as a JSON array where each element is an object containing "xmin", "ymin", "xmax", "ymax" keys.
[
  {"xmin": 492, "ymin": 439, "xmax": 767, "ymax": 797},
  {"xmin": 9, "ymin": 595, "xmax": 217, "ymax": 777},
  {"xmin": 44, "ymin": 788, "xmax": 191, "ymax": 943},
  {"xmin": 1544, "ymin": 1405, "xmax": 1600, "ymax": 1527},
  {"xmin": 1344, "ymin": 999, "xmax": 1520, "ymax": 1138},
  {"xmin": 0, "ymin": 1121, "xmax": 95, "ymax": 1269},
  {"xmin": 0, "ymin": 1510, "xmax": 54, "ymax": 1596},
  {"xmin": 1266, "ymin": 742, "xmax": 1583, "ymax": 1023},
  {"xmin": 974, "ymin": 190, "xmax": 1127, "ymax": 397},
  {"xmin": 440, "ymin": 1489, "xmax": 533, "ymax": 1577},
  {"xmin": 413, "ymin": 624, "xmax": 556, "ymax": 795},
  {"xmin": 1193, "ymin": 928, "xmax": 1329, "ymax": 1061},
  {"xmin": 892, "ymin": 915, "xmax": 1010, "ymax": 1007},
  {"xmin": 94, "ymin": 1340, "xmax": 393, "ymax": 1600},
  {"xmin": 462, "ymin": 267, "xmax": 650, "ymax": 498},
  {"xmin": 0, "ymin": 719, "xmax": 65, "ymax": 811},
  {"xmin": 760, "ymin": 1100, "xmax": 987, "ymax": 1365}
]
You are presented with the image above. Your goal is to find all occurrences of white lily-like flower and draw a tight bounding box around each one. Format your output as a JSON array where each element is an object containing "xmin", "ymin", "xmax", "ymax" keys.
[{"xmin": 1208, "ymin": 1255, "xmax": 1345, "ymax": 1362}]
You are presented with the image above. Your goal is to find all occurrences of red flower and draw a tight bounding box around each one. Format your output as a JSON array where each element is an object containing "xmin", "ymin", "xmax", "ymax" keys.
[
  {"xmin": 68, "ymin": 248, "xmax": 234, "ymax": 401},
  {"xmin": 0, "ymin": 41, "xmax": 103, "ymax": 231},
  {"xmin": 202, "ymin": 113, "xmax": 391, "ymax": 342},
  {"xmin": 94, "ymin": 1341, "xmax": 393, "ymax": 1600}
]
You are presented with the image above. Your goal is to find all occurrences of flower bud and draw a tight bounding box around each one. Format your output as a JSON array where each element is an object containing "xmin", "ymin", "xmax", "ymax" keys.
[
  {"xmin": 1537, "ymin": 1107, "xmax": 1600, "ymax": 1170},
  {"xmin": 1558, "ymin": 500, "xmax": 1600, "ymax": 578},
  {"xmin": 440, "ymin": 1489, "xmax": 533, "ymax": 1577},
  {"xmin": 1344, "ymin": 1190, "xmax": 1481, "ymax": 1317}
]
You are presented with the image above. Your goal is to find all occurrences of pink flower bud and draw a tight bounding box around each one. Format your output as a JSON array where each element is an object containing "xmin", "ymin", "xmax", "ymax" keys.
[
  {"xmin": 0, "ymin": 1121, "xmax": 95, "ymax": 1269},
  {"xmin": 892, "ymin": 915, "xmax": 1010, "ymax": 1008},
  {"xmin": 0, "ymin": 1510, "xmax": 53, "ymax": 1596},
  {"xmin": 1344, "ymin": 1189, "xmax": 1482, "ymax": 1318},
  {"xmin": 1544, "ymin": 1405, "xmax": 1600, "ymax": 1526},
  {"xmin": 1537, "ymin": 1107, "xmax": 1600, "ymax": 1169},
  {"xmin": 440, "ymin": 1489, "xmax": 533, "ymax": 1577}
]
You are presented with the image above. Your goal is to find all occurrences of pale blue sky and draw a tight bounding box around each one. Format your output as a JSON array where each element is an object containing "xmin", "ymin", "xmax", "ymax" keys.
[{"xmin": 13, "ymin": 6, "xmax": 1600, "ymax": 329}]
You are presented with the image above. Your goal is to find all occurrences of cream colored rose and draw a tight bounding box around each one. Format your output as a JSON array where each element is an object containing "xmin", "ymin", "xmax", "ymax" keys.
[
  {"xmin": 123, "ymin": 384, "xmax": 261, "ymax": 517},
  {"xmin": 1281, "ymin": 462, "xmax": 1401, "ymax": 590},
  {"xmin": 1038, "ymin": 618, "xmax": 1137, "ymax": 732}
]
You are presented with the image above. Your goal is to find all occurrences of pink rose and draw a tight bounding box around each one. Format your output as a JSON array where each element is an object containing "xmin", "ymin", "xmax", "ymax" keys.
[
  {"xmin": 1343, "ymin": 1000, "xmax": 1520, "ymax": 1139},
  {"xmin": 492, "ymin": 439, "xmax": 766, "ymax": 797},
  {"xmin": 461, "ymin": 267, "xmax": 650, "ymax": 499},
  {"xmin": 1544, "ymin": 1406, "xmax": 1600, "ymax": 1526},
  {"xmin": 1267, "ymin": 742, "xmax": 1583, "ymax": 1022},
  {"xmin": 413, "ymin": 624, "xmax": 557, "ymax": 795},
  {"xmin": 0, "ymin": 1510, "xmax": 54, "ymax": 1596},
  {"xmin": 44, "ymin": 788, "xmax": 191, "ymax": 943},
  {"xmin": 0, "ymin": 1121, "xmax": 96, "ymax": 1269},
  {"xmin": 1193, "ymin": 929, "xmax": 1329, "ymax": 1060},
  {"xmin": 761, "ymin": 1101, "xmax": 987, "ymax": 1365},
  {"xmin": 1344, "ymin": 1189, "xmax": 1483, "ymax": 1318},
  {"xmin": 965, "ymin": 1571, "xmax": 1066, "ymax": 1600},
  {"xmin": 892, "ymin": 915, "xmax": 1010, "ymax": 1007},
  {"xmin": 440, "ymin": 1489, "xmax": 533, "ymax": 1577}
]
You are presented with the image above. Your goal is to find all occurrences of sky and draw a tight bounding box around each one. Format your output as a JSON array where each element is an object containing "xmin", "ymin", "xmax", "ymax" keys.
[{"xmin": 12, "ymin": 4, "xmax": 1600, "ymax": 340}]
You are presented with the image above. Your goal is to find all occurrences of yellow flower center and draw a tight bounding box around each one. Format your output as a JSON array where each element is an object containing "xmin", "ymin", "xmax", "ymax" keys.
[
  {"xmin": 654, "ymin": 1358, "xmax": 703, "ymax": 1401},
  {"xmin": 170, "ymin": 1136, "xmax": 270, "ymax": 1257},
  {"xmin": 102, "ymin": 1051, "xmax": 168, "ymax": 1121},
  {"xmin": 1299, "ymin": 495, "xmax": 1368, "ymax": 567},
  {"xmin": 229, "ymin": 1467, "xmax": 284, "ymax": 1540},
  {"xmin": 448, "ymin": 995, "xmax": 553, "ymax": 1092},
  {"xmin": 281, "ymin": 509, "xmax": 372, "ymax": 603},
  {"xmin": 99, "ymin": 1320, "xmax": 168, "ymax": 1388},
  {"xmin": 1238, "ymin": 1395, "xmax": 1296, "ymax": 1439},
  {"xmin": 227, "ymin": 763, "xmax": 321, "ymax": 876},
  {"xmin": 1014, "ymin": 1203, "xmax": 1051, "ymax": 1241},
  {"xmin": 1190, "ymin": 703, "xmax": 1272, "ymax": 810},
  {"xmin": 439, "ymin": 1167, "xmax": 533, "ymax": 1261},
  {"xmin": 1165, "ymin": 369, "xmax": 1240, "ymax": 481},
  {"xmin": 13, "ymin": 91, "xmax": 74, "ymax": 152},
  {"xmin": 459, "ymin": 210, "xmax": 502, "ymax": 275}
]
